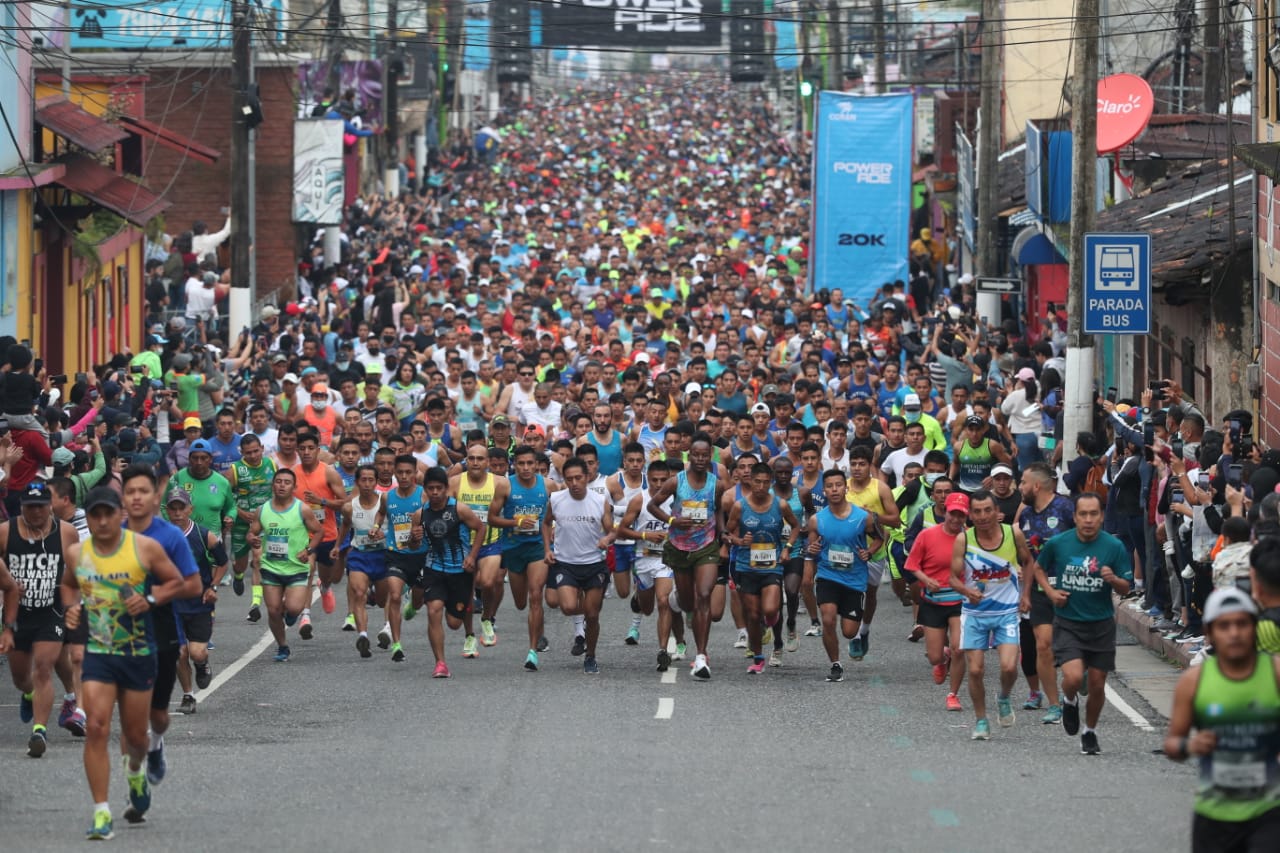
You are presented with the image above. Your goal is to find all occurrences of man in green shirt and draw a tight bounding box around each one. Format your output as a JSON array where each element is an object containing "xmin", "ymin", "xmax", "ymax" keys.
[
  {"xmin": 167, "ymin": 440, "xmax": 236, "ymax": 537},
  {"xmin": 227, "ymin": 434, "xmax": 277, "ymax": 622},
  {"xmin": 1030, "ymin": 492, "xmax": 1133, "ymax": 755},
  {"xmin": 129, "ymin": 334, "xmax": 166, "ymax": 387},
  {"xmin": 163, "ymin": 353, "xmax": 208, "ymax": 418}
]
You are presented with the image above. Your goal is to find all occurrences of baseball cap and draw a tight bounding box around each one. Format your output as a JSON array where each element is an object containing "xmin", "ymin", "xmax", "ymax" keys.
[
  {"xmin": 270, "ymin": 353, "xmax": 288, "ymax": 364},
  {"xmin": 523, "ymin": 424, "xmax": 546, "ymax": 437},
  {"xmin": 282, "ymin": 373, "xmax": 300, "ymax": 385},
  {"xmin": 165, "ymin": 487, "xmax": 192, "ymax": 507},
  {"xmin": 188, "ymin": 439, "xmax": 213, "ymax": 455},
  {"xmin": 261, "ymin": 305, "xmax": 280, "ymax": 319},
  {"xmin": 51, "ymin": 447, "xmax": 76, "ymax": 467},
  {"xmin": 490, "ymin": 415, "xmax": 510, "ymax": 428},
  {"xmin": 21, "ymin": 481, "xmax": 51, "ymax": 505},
  {"xmin": 964, "ymin": 415, "xmax": 985, "ymax": 428},
  {"xmin": 1016, "ymin": 367, "xmax": 1036, "ymax": 381},
  {"xmin": 183, "ymin": 416, "xmax": 203, "ymax": 431},
  {"xmin": 761, "ymin": 384, "xmax": 780, "ymax": 396},
  {"xmin": 632, "ymin": 352, "xmax": 651, "ymax": 363},
  {"xmin": 944, "ymin": 493, "xmax": 970, "ymax": 515},
  {"xmin": 741, "ymin": 308, "xmax": 754, "ymax": 319},
  {"xmin": 310, "ymin": 383, "xmax": 329, "ymax": 395},
  {"xmin": 902, "ymin": 393, "xmax": 922, "ymax": 410},
  {"xmin": 750, "ymin": 402, "xmax": 771, "ymax": 415},
  {"xmin": 1203, "ymin": 587, "xmax": 1259, "ymax": 624},
  {"xmin": 991, "ymin": 464, "xmax": 1015, "ymax": 478},
  {"xmin": 84, "ymin": 486, "xmax": 122, "ymax": 512},
  {"xmin": 684, "ymin": 382, "xmax": 702, "ymax": 396},
  {"xmin": 649, "ymin": 288, "xmax": 664, "ymax": 299}
]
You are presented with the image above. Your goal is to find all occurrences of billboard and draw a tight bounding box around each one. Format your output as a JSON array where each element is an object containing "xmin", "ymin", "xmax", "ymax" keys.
[
  {"xmin": 69, "ymin": 0, "xmax": 284, "ymax": 49},
  {"xmin": 808, "ymin": 91, "xmax": 914, "ymax": 304},
  {"xmin": 293, "ymin": 120, "xmax": 345, "ymax": 226},
  {"xmin": 540, "ymin": 0, "xmax": 723, "ymax": 48}
]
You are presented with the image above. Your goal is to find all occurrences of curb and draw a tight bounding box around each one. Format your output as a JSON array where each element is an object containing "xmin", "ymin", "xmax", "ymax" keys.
[{"xmin": 1113, "ymin": 595, "xmax": 1192, "ymax": 668}]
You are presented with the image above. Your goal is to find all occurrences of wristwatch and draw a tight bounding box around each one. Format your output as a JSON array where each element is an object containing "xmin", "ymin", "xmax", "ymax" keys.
[
  {"xmin": 2, "ymin": 621, "xmax": 16, "ymax": 632},
  {"xmin": 145, "ymin": 594, "xmax": 157, "ymax": 607}
]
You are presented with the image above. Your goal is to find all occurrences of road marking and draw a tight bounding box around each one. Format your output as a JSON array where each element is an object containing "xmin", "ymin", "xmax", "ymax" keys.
[
  {"xmin": 910, "ymin": 769, "xmax": 936, "ymax": 783},
  {"xmin": 880, "ymin": 704, "xmax": 900, "ymax": 717},
  {"xmin": 655, "ymin": 698, "xmax": 674, "ymax": 719},
  {"xmin": 929, "ymin": 809, "xmax": 961, "ymax": 828},
  {"xmin": 199, "ymin": 589, "xmax": 319, "ymax": 701},
  {"xmin": 1105, "ymin": 683, "xmax": 1155, "ymax": 731},
  {"xmin": 890, "ymin": 735, "xmax": 914, "ymax": 749},
  {"xmin": 661, "ymin": 669, "xmax": 677, "ymax": 684}
]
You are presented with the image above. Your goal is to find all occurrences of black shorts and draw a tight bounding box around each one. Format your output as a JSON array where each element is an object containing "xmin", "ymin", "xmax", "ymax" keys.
[
  {"xmin": 385, "ymin": 551, "xmax": 428, "ymax": 589},
  {"xmin": 782, "ymin": 555, "xmax": 805, "ymax": 578},
  {"xmin": 548, "ymin": 560, "xmax": 609, "ymax": 592},
  {"xmin": 152, "ymin": 644, "xmax": 181, "ymax": 710},
  {"xmin": 314, "ymin": 539, "xmax": 336, "ymax": 567},
  {"xmin": 13, "ymin": 608, "xmax": 64, "ymax": 651},
  {"xmin": 1192, "ymin": 808, "xmax": 1280, "ymax": 853},
  {"xmin": 732, "ymin": 571, "xmax": 782, "ymax": 596},
  {"xmin": 63, "ymin": 618, "xmax": 88, "ymax": 645},
  {"xmin": 918, "ymin": 598, "xmax": 962, "ymax": 630},
  {"xmin": 1053, "ymin": 615, "xmax": 1117, "ymax": 672},
  {"xmin": 179, "ymin": 611, "xmax": 214, "ymax": 644},
  {"xmin": 1028, "ymin": 588, "xmax": 1056, "ymax": 627},
  {"xmin": 816, "ymin": 578, "xmax": 865, "ymax": 622},
  {"xmin": 717, "ymin": 560, "xmax": 731, "ymax": 586},
  {"xmin": 422, "ymin": 568, "xmax": 474, "ymax": 618}
]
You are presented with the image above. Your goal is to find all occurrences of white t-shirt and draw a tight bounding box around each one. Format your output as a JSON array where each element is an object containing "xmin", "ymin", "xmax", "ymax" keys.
[
  {"xmin": 881, "ymin": 447, "xmax": 927, "ymax": 484},
  {"xmin": 184, "ymin": 280, "xmax": 217, "ymax": 320}
]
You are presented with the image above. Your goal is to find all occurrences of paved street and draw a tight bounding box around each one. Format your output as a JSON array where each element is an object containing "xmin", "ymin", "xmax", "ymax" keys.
[{"xmin": 2, "ymin": 588, "xmax": 1193, "ymax": 851}]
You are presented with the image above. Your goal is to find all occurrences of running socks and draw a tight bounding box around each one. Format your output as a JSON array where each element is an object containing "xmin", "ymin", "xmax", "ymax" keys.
[
  {"xmin": 252, "ymin": 584, "xmax": 264, "ymax": 607},
  {"xmin": 149, "ymin": 730, "xmax": 163, "ymax": 752},
  {"xmin": 573, "ymin": 614, "xmax": 586, "ymax": 638},
  {"xmin": 1062, "ymin": 694, "xmax": 1079, "ymax": 706}
]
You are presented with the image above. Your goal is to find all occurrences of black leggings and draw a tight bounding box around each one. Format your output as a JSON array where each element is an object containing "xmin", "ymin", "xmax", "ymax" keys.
[{"xmin": 1018, "ymin": 618, "xmax": 1038, "ymax": 679}]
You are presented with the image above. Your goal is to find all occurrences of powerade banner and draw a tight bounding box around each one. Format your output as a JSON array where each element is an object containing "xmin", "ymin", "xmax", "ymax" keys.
[
  {"xmin": 541, "ymin": 0, "xmax": 724, "ymax": 48},
  {"xmin": 808, "ymin": 91, "xmax": 913, "ymax": 303}
]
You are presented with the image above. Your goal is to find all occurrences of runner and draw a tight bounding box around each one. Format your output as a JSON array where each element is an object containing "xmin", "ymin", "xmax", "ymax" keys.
[
  {"xmin": 247, "ymin": 468, "xmax": 324, "ymax": 663},
  {"xmin": 544, "ymin": 457, "xmax": 615, "ymax": 674},
  {"xmin": 618, "ymin": 459, "xmax": 678, "ymax": 671},
  {"xmin": 949, "ymin": 490, "xmax": 1034, "ymax": 740},
  {"xmin": 1031, "ymin": 492, "xmax": 1133, "ymax": 754},
  {"xmin": 1, "ymin": 481, "xmax": 81, "ymax": 757},
  {"xmin": 293, "ymin": 431, "xmax": 347, "ymax": 634},
  {"xmin": 845, "ymin": 444, "xmax": 901, "ymax": 660},
  {"xmin": 607, "ymin": 442, "xmax": 648, "ymax": 644},
  {"xmin": 647, "ymin": 433, "xmax": 726, "ymax": 680},
  {"xmin": 498, "ymin": 445, "xmax": 557, "ymax": 670},
  {"xmin": 335, "ymin": 465, "xmax": 388, "ymax": 658},
  {"xmin": 1164, "ymin": 587, "xmax": 1280, "ymax": 851},
  {"xmin": 796, "ymin": 441, "xmax": 826, "ymax": 636},
  {"xmin": 415, "ymin": 466, "xmax": 485, "ymax": 677},
  {"xmin": 804, "ymin": 468, "xmax": 881, "ymax": 683},
  {"xmin": 59, "ymin": 486, "xmax": 186, "ymax": 840},
  {"xmin": 376, "ymin": 454, "xmax": 429, "ymax": 661},
  {"xmin": 771, "ymin": 455, "xmax": 813, "ymax": 658},
  {"xmin": 951, "ymin": 415, "xmax": 1012, "ymax": 495},
  {"xmin": 227, "ymin": 434, "xmax": 276, "ymax": 623},
  {"xmin": 904, "ymin": 490, "xmax": 969, "ymax": 712},
  {"xmin": 48, "ymin": 476, "xmax": 90, "ymax": 738},
  {"xmin": 451, "ymin": 441, "xmax": 510, "ymax": 648},
  {"xmin": 165, "ymin": 487, "xmax": 229, "ymax": 715}
]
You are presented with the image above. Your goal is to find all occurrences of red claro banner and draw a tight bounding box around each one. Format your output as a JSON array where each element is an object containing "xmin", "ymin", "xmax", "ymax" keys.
[{"xmin": 1096, "ymin": 73, "xmax": 1155, "ymax": 154}]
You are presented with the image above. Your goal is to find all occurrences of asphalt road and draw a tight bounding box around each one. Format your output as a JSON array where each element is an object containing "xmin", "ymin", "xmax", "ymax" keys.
[{"xmin": 1, "ymin": 585, "xmax": 1195, "ymax": 851}]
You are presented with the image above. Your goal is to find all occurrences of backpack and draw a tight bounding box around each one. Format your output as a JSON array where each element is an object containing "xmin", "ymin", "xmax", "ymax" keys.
[{"xmin": 1082, "ymin": 458, "xmax": 1109, "ymax": 502}]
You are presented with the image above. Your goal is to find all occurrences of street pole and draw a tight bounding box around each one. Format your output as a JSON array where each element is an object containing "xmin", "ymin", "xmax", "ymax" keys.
[
  {"xmin": 229, "ymin": 0, "xmax": 253, "ymax": 332},
  {"xmin": 828, "ymin": 0, "xmax": 842, "ymax": 88},
  {"xmin": 872, "ymin": 0, "xmax": 886, "ymax": 94},
  {"xmin": 1202, "ymin": 0, "xmax": 1221, "ymax": 114},
  {"xmin": 384, "ymin": 0, "xmax": 401, "ymax": 197},
  {"xmin": 1063, "ymin": 0, "xmax": 1101, "ymax": 473},
  {"xmin": 974, "ymin": 0, "xmax": 1001, "ymax": 320}
]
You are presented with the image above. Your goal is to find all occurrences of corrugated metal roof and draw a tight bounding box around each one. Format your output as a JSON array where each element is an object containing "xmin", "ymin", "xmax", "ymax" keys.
[
  {"xmin": 115, "ymin": 114, "xmax": 222, "ymax": 166},
  {"xmin": 34, "ymin": 97, "xmax": 129, "ymax": 153},
  {"xmin": 53, "ymin": 154, "xmax": 170, "ymax": 226}
]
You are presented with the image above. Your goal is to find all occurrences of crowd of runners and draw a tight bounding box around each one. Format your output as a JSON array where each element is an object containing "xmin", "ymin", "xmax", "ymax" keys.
[{"xmin": 0, "ymin": 77, "xmax": 1276, "ymax": 850}]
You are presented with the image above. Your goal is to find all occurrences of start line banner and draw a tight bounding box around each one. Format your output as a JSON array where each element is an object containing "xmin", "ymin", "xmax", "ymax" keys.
[{"xmin": 808, "ymin": 91, "xmax": 914, "ymax": 305}]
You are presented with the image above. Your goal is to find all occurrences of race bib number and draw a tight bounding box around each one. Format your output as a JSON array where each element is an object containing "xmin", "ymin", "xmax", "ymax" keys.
[
  {"xmin": 643, "ymin": 537, "xmax": 665, "ymax": 555},
  {"xmin": 393, "ymin": 522, "xmax": 412, "ymax": 548},
  {"xmin": 459, "ymin": 419, "xmax": 478, "ymax": 433},
  {"xmin": 682, "ymin": 501, "xmax": 708, "ymax": 522},
  {"xmin": 473, "ymin": 508, "xmax": 488, "ymax": 524},
  {"xmin": 829, "ymin": 546, "xmax": 854, "ymax": 567},
  {"xmin": 749, "ymin": 543, "xmax": 777, "ymax": 568},
  {"xmin": 1212, "ymin": 755, "xmax": 1267, "ymax": 790},
  {"xmin": 312, "ymin": 506, "xmax": 326, "ymax": 523},
  {"xmin": 265, "ymin": 535, "xmax": 289, "ymax": 558}
]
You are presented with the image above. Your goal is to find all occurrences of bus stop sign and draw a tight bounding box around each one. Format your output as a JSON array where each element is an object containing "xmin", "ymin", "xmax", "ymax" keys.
[{"xmin": 1083, "ymin": 233, "xmax": 1151, "ymax": 334}]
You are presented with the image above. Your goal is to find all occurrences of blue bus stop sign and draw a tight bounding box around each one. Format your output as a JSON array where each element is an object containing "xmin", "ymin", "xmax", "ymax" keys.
[{"xmin": 1083, "ymin": 233, "xmax": 1151, "ymax": 334}]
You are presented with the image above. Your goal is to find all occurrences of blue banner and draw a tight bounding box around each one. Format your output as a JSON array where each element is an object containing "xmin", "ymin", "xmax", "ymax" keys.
[
  {"xmin": 774, "ymin": 21, "xmax": 799, "ymax": 70},
  {"xmin": 69, "ymin": 0, "xmax": 283, "ymax": 49},
  {"xmin": 808, "ymin": 91, "xmax": 913, "ymax": 303},
  {"xmin": 464, "ymin": 19, "xmax": 491, "ymax": 71}
]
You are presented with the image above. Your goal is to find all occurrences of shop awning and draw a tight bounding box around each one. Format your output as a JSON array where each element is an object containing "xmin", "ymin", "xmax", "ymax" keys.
[
  {"xmin": 51, "ymin": 154, "xmax": 170, "ymax": 226},
  {"xmin": 34, "ymin": 97, "xmax": 129, "ymax": 153},
  {"xmin": 115, "ymin": 114, "xmax": 222, "ymax": 166},
  {"xmin": 0, "ymin": 162, "xmax": 66, "ymax": 191},
  {"xmin": 1012, "ymin": 228, "xmax": 1064, "ymax": 266}
]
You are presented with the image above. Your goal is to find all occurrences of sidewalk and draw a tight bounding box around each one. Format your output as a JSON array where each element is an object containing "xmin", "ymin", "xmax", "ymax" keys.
[{"xmin": 1113, "ymin": 593, "xmax": 1192, "ymax": 668}]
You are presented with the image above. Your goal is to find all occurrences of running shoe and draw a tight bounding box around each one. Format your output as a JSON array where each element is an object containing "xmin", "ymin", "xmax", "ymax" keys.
[
  {"xmin": 997, "ymin": 696, "xmax": 1016, "ymax": 728},
  {"xmin": 524, "ymin": 650, "xmax": 539, "ymax": 672},
  {"xmin": 480, "ymin": 619, "xmax": 497, "ymax": 647},
  {"xmin": 320, "ymin": 586, "xmax": 336, "ymax": 614},
  {"xmin": 673, "ymin": 642, "xmax": 687, "ymax": 661},
  {"xmin": 178, "ymin": 694, "xmax": 197, "ymax": 715},
  {"xmin": 1062, "ymin": 701, "xmax": 1081, "ymax": 736},
  {"xmin": 733, "ymin": 630, "xmax": 748, "ymax": 648},
  {"xmin": 66, "ymin": 709, "xmax": 86, "ymax": 737},
  {"xmin": 27, "ymin": 727, "xmax": 47, "ymax": 758},
  {"xmin": 195, "ymin": 662, "xmax": 212, "ymax": 690},
  {"xmin": 1042, "ymin": 705, "xmax": 1063, "ymax": 725},
  {"xmin": 971, "ymin": 718, "xmax": 991, "ymax": 740},
  {"xmin": 298, "ymin": 614, "xmax": 313, "ymax": 640},
  {"xmin": 570, "ymin": 635, "xmax": 587, "ymax": 657},
  {"xmin": 86, "ymin": 810, "xmax": 114, "ymax": 841},
  {"xmin": 342, "ymin": 614, "xmax": 356, "ymax": 632},
  {"xmin": 58, "ymin": 697, "xmax": 76, "ymax": 729},
  {"xmin": 122, "ymin": 805, "xmax": 146, "ymax": 825},
  {"xmin": 825, "ymin": 661, "xmax": 844, "ymax": 682},
  {"xmin": 692, "ymin": 654, "xmax": 711, "ymax": 680},
  {"xmin": 232, "ymin": 573, "xmax": 245, "ymax": 596},
  {"xmin": 273, "ymin": 645, "xmax": 291, "ymax": 662},
  {"xmin": 583, "ymin": 656, "xmax": 600, "ymax": 674},
  {"xmin": 127, "ymin": 764, "xmax": 152, "ymax": 815},
  {"xmin": 432, "ymin": 661, "xmax": 451, "ymax": 679},
  {"xmin": 656, "ymin": 649, "xmax": 671, "ymax": 672},
  {"xmin": 747, "ymin": 659, "xmax": 766, "ymax": 675},
  {"xmin": 762, "ymin": 626, "xmax": 773, "ymax": 647},
  {"xmin": 402, "ymin": 602, "xmax": 417, "ymax": 621},
  {"xmin": 462, "ymin": 635, "xmax": 479, "ymax": 658},
  {"xmin": 932, "ymin": 662, "xmax": 947, "ymax": 685},
  {"xmin": 908, "ymin": 624, "xmax": 924, "ymax": 643},
  {"xmin": 946, "ymin": 693, "xmax": 963, "ymax": 712},
  {"xmin": 785, "ymin": 632, "xmax": 799, "ymax": 653},
  {"xmin": 284, "ymin": 611, "xmax": 298, "ymax": 628},
  {"xmin": 768, "ymin": 650, "xmax": 783, "ymax": 667},
  {"xmin": 356, "ymin": 635, "xmax": 372, "ymax": 658},
  {"xmin": 625, "ymin": 626, "xmax": 641, "ymax": 645},
  {"xmin": 246, "ymin": 604, "xmax": 261, "ymax": 623},
  {"xmin": 391, "ymin": 643, "xmax": 406, "ymax": 662},
  {"xmin": 146, "ymin": 741, "xmax": 166, "ymax": 785},
  {"xmin": 19, "ymin": 691, "xmax": 33, "ymax": 723},
  {"xmin": 804, "ymin": 621, "xmax": 822, "ymax": 637},
  {"xmin": 1081, "ymin": 731, "xmax": 1101, "ymax": 755},
  {"xmin": 1023, "ymin": 690, "xmax": 1043, "ymax": 710},
  {"xmin": 536, "ymin": 635, "xmax": 549, "ymax": 652},
  {"xmin": 377, "ymin": 623, "xmax": 392, "ymax": 649},
  {"xmin": 848, "ymin": 637, "xmax": 864, "ymax": 661}
]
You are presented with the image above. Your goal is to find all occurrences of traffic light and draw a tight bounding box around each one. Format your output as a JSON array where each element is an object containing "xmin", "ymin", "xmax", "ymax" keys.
[
  {"xmin": 442, "ymin": 68, "xmax": 456, "ymax": 103},
  {"xmin": 729, "ymin": 0, "xmax": 767, "ymax": 83},
  {"xmin": 800, "ymin": 80, "xmax": 813, "ymax": 97},
  {"xmin": 493, "ymin": 0, "xmax": 532, "ymax": 83}
]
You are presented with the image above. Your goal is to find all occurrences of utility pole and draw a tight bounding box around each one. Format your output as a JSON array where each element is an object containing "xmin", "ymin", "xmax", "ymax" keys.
[
  {"xmin": 1202, "ymin": 0, "xmax": 1220, "ymax": 114},
  {"xmin": 1063, "ymin": 0, "xmax": 1101, "ymax": 470},
  {"xmin": 828, "ymin": 0, "xmax": 842, "ymax": 88},
  {"xmin": 975, "ymin": 0, "xmax": 1000, "ymax": 312},
  {"xmin": 872, "ymin": 0, "xmax": 886, "ymax": 93},
  {"xmin": 229, "ymin": 0, "xmax": 253, "ymax": 332},
  {"xmin": 384, "ymin": 0, "xmax": 400, "ymax": 197}
]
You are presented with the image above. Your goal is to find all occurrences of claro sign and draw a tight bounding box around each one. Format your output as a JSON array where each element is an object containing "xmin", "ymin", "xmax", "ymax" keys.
[{"xmin": 1096, "ymin": 73, "xmax": 1154, "ymax": 154}]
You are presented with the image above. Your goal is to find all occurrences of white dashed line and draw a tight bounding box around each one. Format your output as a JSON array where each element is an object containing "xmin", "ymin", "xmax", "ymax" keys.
[
  {"xmin": 1105, "ymin": 683, "xmax": 1155, "ymax": 731},
  {"xmin": 655, "ymin": 698, "xmax": 674, "ymax": 719},
  {"xmin": 199, "ymin": 589, "xmax": 320, "ymax": 701}
]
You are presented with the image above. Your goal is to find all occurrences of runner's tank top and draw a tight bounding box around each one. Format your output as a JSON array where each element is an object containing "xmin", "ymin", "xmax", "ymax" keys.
[
  {"xmin": 847, "ymin": 478, "xmax": 889, "ymax": 556},
  {"xmin": 259, "ymin": 499, "xmax": 310, "ymax": 576},
  {"xmin": 634, "ymin": 494, "xmax": 672, "ymax": 563},
  {"xmin": 955, "ymin": 439, "xmax": 995, "ymax": 493},
  {"xmin": 587, "ymin": 430, "xmax": 624, "ymax": 476},
  {"xmin": 8, "ymin": 518, "xmax": 65, "ymax": 612},
  {"xmin": 1191, "ymin": 653, "xmax": 1280, "ymax": 822},
  {"xmin": 293, "ymin": 463, "xmax": 340, "ymax": 542},
  {"xmin": 456, "ymin": 472, "xmax": 500, "ymax": 545},
  {"xmin": 421, "ymin": 498, "xmax": 470, "ymax": 573},
  {"xmin": 611, "ymin": 473, "xmax": 647, "ymax": 550},
  {"xmin": 232, "ymin": 458, "xmax": 276, "ymax": 528},
  {"xmin": 814, "ymin": 505, "xmax": 870, "ymax": 589},
  {"xmin": 669, "ymin": 470, "xmax": 717, "ymax": 552},
  {"xmin": 384, "ymin": 486, "xmax": 427, "ymax": 554},
  {"xmin": 734, "ymin": 495, "xmax": 784, "ymax": 574},
  {"xmin": 962, "ymin": 524, "xmax": 1021, "ymax": 615},
  {"xmin": 504, "ymin": 475, "xmax": 548, "ymax": 545},
  {"xmin": 76, "ymin": 529, "xmax": 154, "ymax": 656},
  {"xmin": 348, "ymin": 494, "xmax": 384, "ymax": 551}
]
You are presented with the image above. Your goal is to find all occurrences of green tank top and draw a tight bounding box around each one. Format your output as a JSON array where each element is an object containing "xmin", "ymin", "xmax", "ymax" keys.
[
  {"xmin": 956, "ymin": 439, "xmax": 994, "ymax": 493},
  {"xmin": 259, "ymin": 498, "xmax": 310, "ymax": 576},
  {"xmin": 1192, "ymin": 653, "xmax": 1280, "ymax": 822},
  {"xmin": 233, "ymin": 458, "xmax": 277, "ymax": 521}
]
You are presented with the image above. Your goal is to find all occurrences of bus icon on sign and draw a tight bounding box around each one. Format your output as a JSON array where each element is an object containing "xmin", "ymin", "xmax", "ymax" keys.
[{"xmin": 1095, "ymin": 245, "xmax": 1139, "ymax": 291}]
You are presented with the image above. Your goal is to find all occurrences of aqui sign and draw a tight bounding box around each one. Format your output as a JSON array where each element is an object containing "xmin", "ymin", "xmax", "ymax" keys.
[{"xmin": 1083, "ymin": 233, "xmax": 1151, "ymax": 334}]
